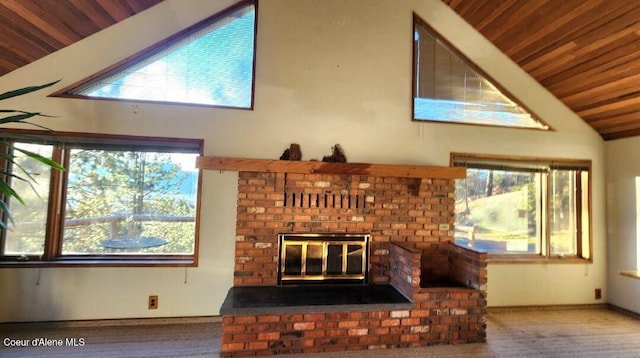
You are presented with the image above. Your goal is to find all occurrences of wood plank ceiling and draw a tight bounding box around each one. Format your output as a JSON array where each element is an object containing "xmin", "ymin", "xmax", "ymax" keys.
[
  {"xmin": 2, "ymin": 1, "xmax": 640, "ymax": 140},
  {"xmin": 442, "ymin": 0, "xmax": 640, "ymax": 140},
  {"xmin": 0, "ymin": 0, "xmax": 163, "ymax": 77}
]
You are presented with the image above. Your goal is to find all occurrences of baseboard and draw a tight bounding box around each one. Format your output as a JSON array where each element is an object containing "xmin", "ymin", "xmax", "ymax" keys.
[
  {"xmin": 607, "ymin": 303, "xmax": 640, "ymax": 320},
  {"xmin": 488, "ymin": 303, "xmax": 609, "ymax": 313},
  {"xmin": 2, "ymin": 315, "xmax": 222, "ymax": 327}
]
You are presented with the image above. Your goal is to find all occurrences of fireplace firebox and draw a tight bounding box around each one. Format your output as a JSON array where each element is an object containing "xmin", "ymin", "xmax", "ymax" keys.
[{"xmin": 278, "ymin": 233, "xmax": 370, "ymax": 285}]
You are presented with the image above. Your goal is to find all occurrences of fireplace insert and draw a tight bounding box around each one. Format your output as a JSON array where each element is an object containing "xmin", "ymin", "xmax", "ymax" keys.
[{"xmin": 278, "ymin": 233, "xmax": 370, "ymax": 285}]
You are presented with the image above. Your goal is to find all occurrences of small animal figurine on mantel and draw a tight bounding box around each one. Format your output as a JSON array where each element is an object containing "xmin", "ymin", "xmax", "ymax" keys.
[
  {"xmin": 322, "ymin": 144, "xmax": 347, "ymax": 162},
  {"xmin": 279, "ymin": 143, "xmax": 302, "ymax": 160}
]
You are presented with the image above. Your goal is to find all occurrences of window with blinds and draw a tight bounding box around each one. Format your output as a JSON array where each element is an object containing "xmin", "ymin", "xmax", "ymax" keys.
[
  {"xmin": 412, "ymin": 14, "xmax": 549, "ymax": 130},
  {"xmin": 58, "ymin": 1, "xmax": 256, "ymax": 109}
]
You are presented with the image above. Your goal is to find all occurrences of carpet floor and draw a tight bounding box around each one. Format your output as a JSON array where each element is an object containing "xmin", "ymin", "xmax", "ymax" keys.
[{"xmin": 1, "ymin": 306, "xmax": 640, "ymax": 357}]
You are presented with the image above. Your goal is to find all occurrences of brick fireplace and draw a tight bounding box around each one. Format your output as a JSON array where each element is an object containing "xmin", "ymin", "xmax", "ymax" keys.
[{"xmin": 199, "ymin": 158, "xmax": 488, "ymax": 356}]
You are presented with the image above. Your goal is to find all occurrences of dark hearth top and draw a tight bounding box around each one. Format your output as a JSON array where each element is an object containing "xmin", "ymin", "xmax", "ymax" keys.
[{"xmin": 220, "ymin": 284, "xmax": 413, "ymax": 315}]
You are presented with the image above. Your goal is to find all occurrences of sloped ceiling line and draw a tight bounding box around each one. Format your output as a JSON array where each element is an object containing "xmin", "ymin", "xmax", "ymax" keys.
[
  {"xmin": 443, "ymin": 0, "xmax": 640, "ymax": 140},
  {"xmin": 3, "ymin": 1, "xmax": 640, "ymax": 140},
  {"xmin": 0, "ymin": 0, "xmax": 164, "ymax": 77}
]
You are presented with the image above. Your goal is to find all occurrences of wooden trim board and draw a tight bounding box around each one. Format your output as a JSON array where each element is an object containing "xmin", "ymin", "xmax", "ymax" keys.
[{"xmin": 196, "ymin": 156, "xmax": 466, "ymax": 179}]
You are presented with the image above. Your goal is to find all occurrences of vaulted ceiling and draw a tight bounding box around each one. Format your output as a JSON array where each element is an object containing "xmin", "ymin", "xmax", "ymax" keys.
[
  {"xmin": 442, "ymin": 0, "xmax": 640, "ymax": 140},
  {"xmin": 0, "ymin": 0, "xmax": 163, "ymax": 76},
  {"xmin": 1, "ymin": 1, "xmax": 639, "ymax": 140}
]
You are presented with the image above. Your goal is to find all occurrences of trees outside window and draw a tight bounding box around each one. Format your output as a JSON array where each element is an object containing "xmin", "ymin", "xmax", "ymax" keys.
[
  {"xmin": 56, "ymin": 1, "xmax": 257, "ymax": 109},
  {"xmin": 0, "ymin": 131, "xmax": 201, "ymax": 266},
  {"xmin": 3, "ymin": 143, "xmax": 52, "ymax": 256},
  {"xmin": 452, "ymin": 154, "xmax": 591, "ymax": 261}
]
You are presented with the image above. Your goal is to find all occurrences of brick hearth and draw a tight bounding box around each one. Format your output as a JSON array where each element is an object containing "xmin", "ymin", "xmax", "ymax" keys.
[{"xmin": 220, "ymin": 169, "xmax": 487, "ymax": 356}]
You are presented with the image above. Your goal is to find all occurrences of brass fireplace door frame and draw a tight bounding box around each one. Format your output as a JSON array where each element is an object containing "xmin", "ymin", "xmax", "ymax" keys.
[{"xmin": 278, "ymin": 234, "xmax": 370, "ymax": 284}]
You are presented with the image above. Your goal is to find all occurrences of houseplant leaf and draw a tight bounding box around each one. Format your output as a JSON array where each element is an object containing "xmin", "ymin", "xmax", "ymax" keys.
[
  {"xmin": 13, "ymin": 146, "xmax": 65, "ymax": 171},
  {"xmin": 0, "ymin": 80, "xmax": 60, "ymax": 101},
  {"xmin": 0, "ymin": 80, "xmax": 64, "ymax": 232}
]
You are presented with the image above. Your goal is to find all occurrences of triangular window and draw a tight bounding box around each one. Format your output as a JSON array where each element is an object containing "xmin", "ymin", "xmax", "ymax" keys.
[
  {"xmin": 412, "ymin": 14, "xmax": 549, "ymax": 130},
  {"xmin": 56, "ymin": 1, "xmax": 256, "ymax": 109}
]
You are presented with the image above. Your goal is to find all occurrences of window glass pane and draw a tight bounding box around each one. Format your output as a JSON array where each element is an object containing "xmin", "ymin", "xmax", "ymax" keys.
[
  {"xmin": 326, "ymin": 244, "xmax": 343, "ymax": 275},
  {"xmin": 284, "ymin": 245, "xmax": 302, "ymax": 276},
  {"xmin": 306, "ymin": 244, "xmax": 323, "ymax": 275},
  {"xmin": 580, "ymin": 171, "xmax": 590, "ymax": 260},
  {"xmin": 68, "ymin": 3, "xmax": 256, "ymax": 108},
  {"xmin": 3, "ymin": 143, "xmax": 52, "ymax": 256},
  {"xmin": 549, "ymin": 170, "xmax": 577, "ymax": 256},
  {"xmin": 62, "ymin": 149, "xmax": 198, "ymax": 255},
  {"xmin": 413, "ymin": 16, "xmax": 548, "ymax": 130},
  {"xmin": 455, "ymin": 168, "xmax": 540, "ymax": 254},
  {"xmin": 346, "ymin": 244, "xmax": 363, "ymax": 274}
]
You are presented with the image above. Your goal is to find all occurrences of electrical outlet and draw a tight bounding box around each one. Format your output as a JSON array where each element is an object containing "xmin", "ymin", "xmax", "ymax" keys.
[
  {"xmin": 148, "ymin": 295, "xmax": 159, "ymax": 309},
  {"xmin": 595, "ymin": 288, "xmax": 602, "ymax": 300}
]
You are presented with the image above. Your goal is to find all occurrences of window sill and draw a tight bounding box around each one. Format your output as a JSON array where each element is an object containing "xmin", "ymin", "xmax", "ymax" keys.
[
  {"xmin": 487, "ymin": 256, "xmax": 591, "ymax": 264},
  {"xmin": 619, "ymin": 270, "xmax": 640, "ymax": 280},
  {"xmin": 0, "ymin": 258, "xmax": 196, "ymax": 268}
]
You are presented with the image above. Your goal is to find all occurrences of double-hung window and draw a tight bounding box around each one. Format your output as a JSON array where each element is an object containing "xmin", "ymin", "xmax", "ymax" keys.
[
  {"xmin": 0, "ymin": 130, "xmax": 202, "ymax": 266},
  {"xmin": 452, "ymin": 153, "xmax": 591, "ymax": 262}
]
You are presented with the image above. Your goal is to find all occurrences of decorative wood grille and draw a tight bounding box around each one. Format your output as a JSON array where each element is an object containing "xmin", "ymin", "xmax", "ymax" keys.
[{"xmin": 284, "ymin": 193, "xmax": 366, "ymax": 209}]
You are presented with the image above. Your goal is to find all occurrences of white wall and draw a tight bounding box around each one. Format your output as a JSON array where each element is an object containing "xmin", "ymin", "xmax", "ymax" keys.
[
  {"xmin": 0, "ymin": 0, "xmax": 607, "ymax": 322},
  {"xmin": 605, "ymin": 137, "xmax": 640, "ymax": 313}
]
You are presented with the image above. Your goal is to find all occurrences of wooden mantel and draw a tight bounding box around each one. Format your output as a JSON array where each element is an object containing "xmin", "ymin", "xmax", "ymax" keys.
[{"xmin": 196, "ymin": 156, "xmax": 466, "ymax": 179}]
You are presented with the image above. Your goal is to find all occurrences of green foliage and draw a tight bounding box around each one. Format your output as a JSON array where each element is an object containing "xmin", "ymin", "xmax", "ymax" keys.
[
  {"xmin": 62, "ymin": 149, "xmax": 196, "ymax": 254},
  {"xmin": 1, "ymin": 82, "xmax": 197, "ymax": 255},
  {"xmin": 0, "ymin": 81, "xmax": 64, "ymax": 230},
  {"xmin": 457, "ymin": 168, "xmax": 538, "ymax": 236}
]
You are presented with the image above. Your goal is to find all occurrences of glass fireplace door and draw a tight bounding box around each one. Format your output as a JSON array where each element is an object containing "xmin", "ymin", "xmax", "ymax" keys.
[{"xmin": 279, "ymin": 234, "xmax": 369, "ymax": 284}]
